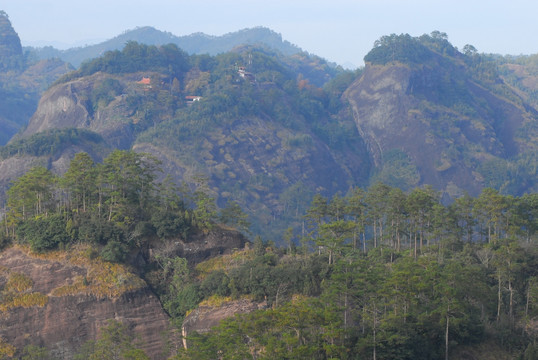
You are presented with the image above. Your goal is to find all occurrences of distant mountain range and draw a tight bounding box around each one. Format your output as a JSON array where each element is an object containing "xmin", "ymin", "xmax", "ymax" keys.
[{"xmin": 28, "ymin": 26, "xmax": 305, "ymax": 68}]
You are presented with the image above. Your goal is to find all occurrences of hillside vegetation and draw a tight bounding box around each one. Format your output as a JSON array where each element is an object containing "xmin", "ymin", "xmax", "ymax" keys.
[
  {"xmin": 11, "ymin": 40, "xmax": 367, "ymax": 240},
  {"xmin": 2, "ymin": 153, "xmax": 537, "ymax": 359},
  {"xmin": 0, "ymin": 17, "xmax": 537, "ymax": 358}
]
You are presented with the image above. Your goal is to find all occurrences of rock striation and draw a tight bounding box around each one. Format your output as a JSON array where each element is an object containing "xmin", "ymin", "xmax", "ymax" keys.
[
  {"xmin": 0, "ymin": 246, "xmax": 172, "ymax": 359},
  {"xmin": 344, "ymin": 55, "xmax": 537, "ymax": 197}
]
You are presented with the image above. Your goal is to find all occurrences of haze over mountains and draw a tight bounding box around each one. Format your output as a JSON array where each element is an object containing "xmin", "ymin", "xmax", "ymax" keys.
[
  {"xmin": 29, "ymin": 25, "xmax": 305, "ymax": 69},
  {"xmin": 1, "ymin": 9, "xmax": 538, "ymax": 359},
  {"xmin": 1, "ymin": 11, "xmax": 537, "ymax": 238}
]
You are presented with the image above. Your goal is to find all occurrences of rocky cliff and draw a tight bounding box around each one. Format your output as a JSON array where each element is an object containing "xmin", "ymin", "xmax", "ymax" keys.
[
  {"xmin": 0, "ymin": 246, "xmax": 172, "ymax": 359},
  {"xmin": 20, "ymin": 72, "xmax": 139, "ymax": 149},
  {"xmin": 344, "ymin": 36, "xmax": 538, "ymax": 196},
  {"xmin": 0, "ymin": 11, "xmax": 22, "ymax": 63},
  {"xmin": 0, "ymin": 11, "xmax": 73, "ymax": 145},
  {"xmin": 182, "ymin": 298, "xmax": 266, "ymax": 349}
]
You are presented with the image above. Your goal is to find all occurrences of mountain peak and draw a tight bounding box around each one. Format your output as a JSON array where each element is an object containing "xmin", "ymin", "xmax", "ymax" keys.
[{"xmin": 0, "ymin": 10, "xmax": 23, "ymax": 69}]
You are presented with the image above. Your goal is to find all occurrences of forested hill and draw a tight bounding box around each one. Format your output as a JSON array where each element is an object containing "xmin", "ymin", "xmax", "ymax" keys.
[
  {"xmin": 1, "ymin": 40, "xmax": 366, "ymax": 240},
  {"xmin": 1, "ymin": 151, "xmax": 537, "ymax": 358},
  {"xmin": 28, "ymin": 26, "xmax": 305, "ymax": 68},
  {"xmin": 177, "ymin": 185, "xmax": 538, "ymax": 360},
  {"xmin": 0, "ymin": 14, "xmax": 537, "ymax": 358},
  {"xmin": 3, "ymin": 32, "xmax": 538, "ymax": 241}
]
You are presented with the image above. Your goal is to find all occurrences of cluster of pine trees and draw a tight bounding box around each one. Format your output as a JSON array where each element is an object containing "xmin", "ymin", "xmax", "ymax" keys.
[
  {"xmin": 302, "ymin": 184, "xmax": 536, "ymax": 259},
  {"xmin": 1, "ymin": 150, "xmax": 246, "ymax": 261},
  {"xmin": 176, "ymin": 185, "xmax": 537, "ymax": 360}
]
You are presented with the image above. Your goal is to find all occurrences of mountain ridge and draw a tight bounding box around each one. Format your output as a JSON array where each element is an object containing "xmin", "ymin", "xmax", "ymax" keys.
[{"xmin": 29, "ymin": 26, "xmax": 305, "ymax": 68}]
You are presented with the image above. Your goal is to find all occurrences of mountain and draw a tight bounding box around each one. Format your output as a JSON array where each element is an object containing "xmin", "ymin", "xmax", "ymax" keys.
[
  {"xmin": 0, "ymin": 11, "xmax": 73, "ymax": 145},
  {"xmin": 497, "ymin": 53, "xmax": 538, "ymax": 109},
  {"xmin": 0, "ymin": 10, "xmax": 22, "ymax": 67},
  {"xmin": 4, "ymin": 42, "xmax": 367, "ymax": 239},
  {"xmin": 1, "ymin": 19, "xmax": 538, "ymax": 358},
  {"xmin": 29, "ymin": 26, "xmax": 304, "ymax": 68},
  {"xmin": 4, "ymin": 33, "xmax": 538, "ymax": 239},
  {"xmin": 344, "ymin": 33, "xmax": 537, "ymax": 197}
]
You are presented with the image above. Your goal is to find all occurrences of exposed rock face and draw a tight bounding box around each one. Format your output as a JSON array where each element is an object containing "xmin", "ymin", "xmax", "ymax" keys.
[
  {"xmin": 147, "ymin": 226, "xmax": 249, "ymax": 267},
  {"xmin": 182, "ymin": 298, "xmax": 266, "ymax": 348},
  {"xmin": 0, "ymin": 247, "xmax": 172, "ymax": 359},
  {"xmin": 0, "ymin": 12, "xmax": 73, "ymax": 144},
  {"xmin": 21, "ymin": 72, "xmax": 139, "ymax": 149},
  {"xmin": 22, "ymin": 78, "xmax": 92, "ymax": 135},
  {"xmin": 0, "ymin": 12, "xmax": 22, "ymax": 63},
  {"xmin": 344, "ymin": 60, "xmax": 537, "ymax": 196},
  {"xmin": 180, "ymin": 226, "xmax": 248, "ymax": 264}
]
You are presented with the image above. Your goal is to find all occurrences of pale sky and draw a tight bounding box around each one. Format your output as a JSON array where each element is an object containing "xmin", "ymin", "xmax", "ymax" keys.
[{"xmin": 2, "ymin": 0, "xmax": 538, "ymax": 67}]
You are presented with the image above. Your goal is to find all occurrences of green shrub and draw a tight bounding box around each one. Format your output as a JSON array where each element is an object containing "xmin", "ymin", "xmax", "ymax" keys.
[{"xmin": 16, "ymin": 214, "xmax": 70, "ymax": 253}]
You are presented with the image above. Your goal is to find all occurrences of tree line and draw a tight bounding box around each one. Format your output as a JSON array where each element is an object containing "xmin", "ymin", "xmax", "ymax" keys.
[
  {"xmin": 1, "ymin": 150, "xmax": 248, "ymax": 261},
  {"xmin": 176, "ymin": 184, "xmax": 538, "ymax": 360},
  {"xmin": 1, "ymin": 151, "xmax": 537, "ymax": 358},
  {"xmin": 300, "ymin": 183, "xmax": 536, "ymax": 261}
]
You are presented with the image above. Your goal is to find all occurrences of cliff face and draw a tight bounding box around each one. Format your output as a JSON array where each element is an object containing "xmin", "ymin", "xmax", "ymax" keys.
[
  {"xmin": 344, "ymin": 58, "xmax": 537, "ymax": 196},
  {"xmin": 0, "ymin": 12, "xmax": 22, "ymax": 63},
  {"xmin": 182, "ymin": 298, "xmax": 266, "ymax": 349},
  {"xmin": 0, "ymin": 247, "xmax": 172, "ymax": 359},
  {"xmin": 0, "ymin": 12, "xmax": 72, "ymax": 145},
  {"xmin": 21, "ymin": 72, "xmax": 137, "ymax": 149}
]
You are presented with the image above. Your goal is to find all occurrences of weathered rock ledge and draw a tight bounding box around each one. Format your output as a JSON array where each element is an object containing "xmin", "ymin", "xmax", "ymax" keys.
[
  {"xmin": 182, "ymin": 297, "xmax": 266, "ymax": 349},
  {"xmin": 0, "ymin": 246, "xmax": 171, "ymax": 359}
]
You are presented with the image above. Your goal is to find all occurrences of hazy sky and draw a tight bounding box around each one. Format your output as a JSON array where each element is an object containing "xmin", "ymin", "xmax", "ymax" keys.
[{"xmin": 2, "ymin": 0, "xmax": 538, "ymax": 67}]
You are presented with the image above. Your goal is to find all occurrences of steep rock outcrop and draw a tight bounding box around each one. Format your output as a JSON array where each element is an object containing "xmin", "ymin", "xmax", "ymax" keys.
[
  {"xmin": 182, "ymin": 298, "xmax": 266, "ymax": 348},
  {"xmin": 0, "ymin": 12, "xmax": 72, "ymax": 144},
  {"xmin": 344, "ymin": 59, "xmax": 537, "ymax": 196},
  {"xmin": 21, "ymin": 72, "xmax": 138, "ymax": 149},
  {"xmin": 0, "ymin": 12, "xmax": 22, "ymax": 63},
  {"xmin": 146, "ymin": 226, "xmax": 248, "ymax": 268},
  {"xmin": 0, "ymin": 247, "xmax": 172, "ymax": 359}
]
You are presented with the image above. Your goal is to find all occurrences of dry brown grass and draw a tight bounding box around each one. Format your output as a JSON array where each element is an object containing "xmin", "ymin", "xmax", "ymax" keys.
[
  {"xmin": 195, "ymin": 248, "xmax": 254, "ymax": 278},
  {"xmin": 14, "ymin": 244, "xmax": 146, "ymax": 299},
  {"xmin": 0, "ymin": 292, "xmax": 49, "ymax": 312},
  {"xmin": 0, "ymin": 337, "xmax": 15, "ymax": 358},
  {"xmin": 198, "ymin": 295, "xmax": 233, "ymax": 308},
  {"xmin": 5, "ymin": 272, "xmax": 33, "ymax": 293},
  {"xmin": 0, "ymin": 270, "xmax": 48, "ymax": 312}
]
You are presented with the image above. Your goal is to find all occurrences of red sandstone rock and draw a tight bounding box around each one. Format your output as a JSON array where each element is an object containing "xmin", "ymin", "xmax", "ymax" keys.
[{"xmin": 0, "ymin": 247, "xmax": 172, "ymax": 359}]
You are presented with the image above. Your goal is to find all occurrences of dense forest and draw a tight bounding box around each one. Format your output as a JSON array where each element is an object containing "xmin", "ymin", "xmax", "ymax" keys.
[
  {"xmin": 175, "ymin": 185, "xmax": 538, "ymax": 359},
  {"xmin": 1, "ymin": 150, "xmax": 250, "ymax": 258},
  {"xmin": 1, "ymin": 154, "xmax": 537, "ymax": 359}
]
